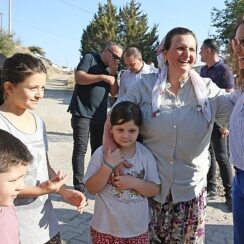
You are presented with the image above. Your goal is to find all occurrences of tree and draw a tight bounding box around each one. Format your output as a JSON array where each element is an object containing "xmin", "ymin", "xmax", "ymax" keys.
[
  {"xmin": 0, "ymin": 30, "xmax": 15, "ymax": 56},
  {"xmin": 118, "ymin": 0, "xmax": 158, "ymax": 63},
  {"xmin": 211, "ymin": 0, "xmax": 244, "ymax": 48},
  {"xmin": 81, "ymin": 0, "xmax": 119, "ymax": 55},
  {"xmin": 28, "ymin": 46, "xmax": 45, "ymax": 57},
  {"xmin": 211, "ymin": 0, "xmax": 244, "ymax": 70},
  {"xmin": 80, "ymin": 0, "xmax": 159, "ymax": 63}
]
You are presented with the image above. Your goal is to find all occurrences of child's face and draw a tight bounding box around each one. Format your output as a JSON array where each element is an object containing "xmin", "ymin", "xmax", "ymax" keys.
[
  {"xmin": 111, "ymin": 120, "xmax": 139, "ymax": 148},
  {"xmin": 5, "ymin": 73, "xmax": 46, "ymax": 111},
  {"xmin": 0, "ymin": 164, "xmax": 27, "ymax": 206}
]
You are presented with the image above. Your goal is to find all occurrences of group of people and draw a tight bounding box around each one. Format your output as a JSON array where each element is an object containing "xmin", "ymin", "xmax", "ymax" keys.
[{"xmin": 0, "ymin": 17, "xmax": 244, "ymax": 244}]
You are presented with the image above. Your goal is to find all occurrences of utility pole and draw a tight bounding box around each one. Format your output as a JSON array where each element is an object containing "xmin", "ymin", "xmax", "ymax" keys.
[
  {"xmin": 8, "ymin": 0, "xmax": 12, "ymax": 35},
  {"xmin": 0, "ymin": 12, "xmax": 3, "ymax": 30}
]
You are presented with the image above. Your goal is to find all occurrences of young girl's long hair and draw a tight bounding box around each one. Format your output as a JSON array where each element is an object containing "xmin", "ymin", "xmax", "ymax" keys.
[
  {"xmin": 0, "ymin": 53, "xmax": 47, "ymax": 105},
  {"xmin": 231, "ymin": 17, "xmax": 244, "ymax": 90},
  {"xmin": 110, "ymin": 101, "xmax": 142, "ymax": 127}
]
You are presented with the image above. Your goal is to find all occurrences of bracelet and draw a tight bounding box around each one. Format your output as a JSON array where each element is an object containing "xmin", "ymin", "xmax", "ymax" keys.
[{"xmin": 103, "ymin": 159, "xmax": 114, "ymax": 170}]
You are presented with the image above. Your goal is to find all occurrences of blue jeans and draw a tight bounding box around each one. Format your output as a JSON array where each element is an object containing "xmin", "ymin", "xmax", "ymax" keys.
[
  {"xmin": 233, "ymin": 167, "xmax": 244, "ymax": 244},
  {"xmin": 207, "ymin": 123, "xmax": 233, "ymax": 198},
  {"xmin": 71, "ymin": 115, "xmax": 105, "ymax": 190}
]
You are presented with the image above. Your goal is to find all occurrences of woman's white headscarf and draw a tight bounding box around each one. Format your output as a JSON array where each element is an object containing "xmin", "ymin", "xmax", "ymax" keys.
[{"xmin": 152, "ymin": 38, "xmax": 211, "ymax": 124}]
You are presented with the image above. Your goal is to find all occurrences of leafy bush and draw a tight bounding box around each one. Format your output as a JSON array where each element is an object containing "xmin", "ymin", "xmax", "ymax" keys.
[{"xmin": 0, "ymin": 30, "xmax": 15, "ymax": 56}]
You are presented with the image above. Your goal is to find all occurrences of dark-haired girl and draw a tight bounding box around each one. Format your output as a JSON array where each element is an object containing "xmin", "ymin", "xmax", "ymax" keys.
[{"xmin": 84, "ymin": 101, "xmax": 160, "ymax": 244}]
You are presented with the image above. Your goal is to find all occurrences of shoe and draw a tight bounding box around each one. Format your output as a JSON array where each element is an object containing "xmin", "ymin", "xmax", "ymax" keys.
[
  {"xmin": 225, "ymin": 197, "xmax": 232, "ymax": 212},
  {"xmin": 207, "ymin": 190, "xmax": 217, "ymax": 199}
]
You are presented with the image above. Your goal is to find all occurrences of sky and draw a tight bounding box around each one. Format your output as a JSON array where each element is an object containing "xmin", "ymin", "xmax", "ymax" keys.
[{"xmin": 0, "ymin": 0, "xmax": 226, "ymax": 69}]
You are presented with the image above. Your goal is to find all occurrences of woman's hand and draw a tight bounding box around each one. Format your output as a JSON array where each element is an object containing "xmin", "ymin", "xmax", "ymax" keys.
[
  {"xmin": 104, "ymin": 148, "xmax": 124, "ymax": 169},
  {"xmin": 103, "ymin": 118, "xmax": 118, "ymax": 153}
]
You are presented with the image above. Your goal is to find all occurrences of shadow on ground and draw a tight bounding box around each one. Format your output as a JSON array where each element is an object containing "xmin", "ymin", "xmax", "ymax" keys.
[
  {"xmin": 50, "ymin": 192, "xmax": 93, "ymax": 243},
  {"xmin": 44, "ymin": 87, "xmax": 73, "ymax": 105},
  {"xmin": 207, "ymin": 200, "xmax": 231, "ymax": 213},
  {"xmin": 205, "ymin": 224, "xmax": 233, "ymax": 243},
  {"xmin": 47, "ymin": 131, "xmax": 73, "ymax": 142}
]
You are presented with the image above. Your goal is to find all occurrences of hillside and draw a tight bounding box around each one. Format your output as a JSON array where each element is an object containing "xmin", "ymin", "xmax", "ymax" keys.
[{"xmin": 13, "ymin": 45, "xmax": 74, "ymax": 83}]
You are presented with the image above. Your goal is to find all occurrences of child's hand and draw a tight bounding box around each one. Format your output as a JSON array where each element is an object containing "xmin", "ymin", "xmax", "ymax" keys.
[
  {"xmin": 39, "ymin": 171, "xmax": 67, "ymax": 194},
  {"xmin": 104, "ymin": 148, "xmax": 123, "ymax": 168},
  {"xmin": 60, "ymin": 188, "xmax": 86, "ymax": 213},
  {"xmin": 110, "ymin": 160, "xmax": 133, "ymax": 186},
  {"xmin": 114, "ymin": 175, "xmax": 139, "ymax": 190}
]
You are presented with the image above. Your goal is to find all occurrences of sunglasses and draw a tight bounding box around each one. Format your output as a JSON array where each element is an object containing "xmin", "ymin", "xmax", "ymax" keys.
[
  {"xmin": 107, "ymin": 49, "xmax": 121, "ymax": 62},
  {"xmin": 231, "ymin": 38, "xmax": 244, "ymax": 48}
]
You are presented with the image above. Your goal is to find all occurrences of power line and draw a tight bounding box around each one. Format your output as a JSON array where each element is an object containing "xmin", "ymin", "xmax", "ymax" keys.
[{"xmin": 58, "ymin": 0, "xmax": 94, "ymax": 15}]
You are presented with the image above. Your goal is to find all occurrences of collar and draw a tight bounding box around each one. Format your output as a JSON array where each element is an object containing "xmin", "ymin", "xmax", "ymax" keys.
[
  {"xmin": 206, "ymin": 60, "xmax": 223, "ymax": 70},
  {"xmin": 135, "ymin": 62, "xmax": 144, "ymax": 74}
]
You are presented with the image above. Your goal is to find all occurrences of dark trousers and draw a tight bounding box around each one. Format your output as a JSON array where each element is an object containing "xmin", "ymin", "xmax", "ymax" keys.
[
  {"xmin": 207, "ymin": 123, "xmax": 233, "ymax": 198},
  {"xmin": 71, "ymin": 115, "xmax": 105, "ymax": 190}
]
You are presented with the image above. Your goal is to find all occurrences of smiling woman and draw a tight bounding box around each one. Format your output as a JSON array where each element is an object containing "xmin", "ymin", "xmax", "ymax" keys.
[{"xmin": 104, "ymin": 26, "xmax": 234, "ymax": 243}]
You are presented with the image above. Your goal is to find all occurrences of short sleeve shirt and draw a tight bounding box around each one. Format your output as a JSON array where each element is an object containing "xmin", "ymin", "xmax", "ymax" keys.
[
  {"xmin": 83, "ymin": 142, "xmax": 160, "ymax": 237},
  {"xmin": 0, "ymin": 205, "xmax": 19, "ymax": 244},
  {"xmin": 200, "ymin": 60, "xmax": 234, "ymax": 89},
  {"xmin": 68, "ymin": 52, "xmax": 110, "ymax": 121}
]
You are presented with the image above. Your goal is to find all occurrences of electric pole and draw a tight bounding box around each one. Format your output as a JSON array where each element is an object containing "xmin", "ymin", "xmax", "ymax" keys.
[
  {"xmin": 0, "ymin": 12, "xmax": 3, "ymax": 30},
  {"xmin": 8, "ymin": 0, "xmax": 12, "ymax": 35}
]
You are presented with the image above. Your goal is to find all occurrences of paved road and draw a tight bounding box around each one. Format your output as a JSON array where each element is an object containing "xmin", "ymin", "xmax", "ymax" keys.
[{"xmin": 36, "ymin": 83, "xmax": 234, "ymax": 244}]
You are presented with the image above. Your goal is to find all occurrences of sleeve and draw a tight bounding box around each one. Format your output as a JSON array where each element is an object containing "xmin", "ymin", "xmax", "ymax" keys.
[
  {"xmin": 0, "ymin": 117, "xmax": 9, "ymax": 131},
  {"xmin": 42, "ymin": 121, "xmax": 48, "ymax": 152},
  {"xmin": 116, "ymin": 79, "xmax": 143, "ymax": 105},
  {"xmin": 228, "ymin": 91, "xmax": 241, "ymax": 105},
  {"xmin": 223, "ymin": 66, "xmax": 235, "ymax": 89},
  {"xmin": 117, "ymin": 72, "xmax": 126, "ymax": 99},
  {"xmin": 83, "ymin": 146, "xmax": 104, "ymax": 183},
  {"xmin": 76, "ymin": 54, "xmax": 93, "ymax": 73},
  {"xmin": 214, "ymin": 89, "xmax": 235, "ymax": 128},
  {"xmin": 204, "ymin": 78, "xmax": 233, "ymax": 128},
  {"xmin": 37, "ymin": 115, "xmax": 48, "ymax": 152},
  {"xmin": 141, "ymin": 145, "xmax": 161, "ymax": 185}
]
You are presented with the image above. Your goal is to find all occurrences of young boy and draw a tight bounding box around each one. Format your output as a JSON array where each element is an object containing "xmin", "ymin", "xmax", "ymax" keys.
[{"xmin": 0, "ymin": 129, "xmax": 32, "ymax": 244}]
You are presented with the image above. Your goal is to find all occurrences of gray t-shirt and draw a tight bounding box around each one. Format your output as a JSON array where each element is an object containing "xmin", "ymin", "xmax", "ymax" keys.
[
  {"xmin": 0, "ymin": 112, "xmax": 59, "ymax": 244},
  {"xmin": 84, "ymin": 142, "xmax": 160, "ymax": 238}
]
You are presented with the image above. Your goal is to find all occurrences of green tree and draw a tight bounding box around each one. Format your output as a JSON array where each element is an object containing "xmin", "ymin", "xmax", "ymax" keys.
[
  {"xmin": 81, "ymin": 0, "xmax": 119, "ymax": 55},
  {"xmin": 0, "ymin": 30, "xmax": 15, "ymax": 56},
  {"xmin": 118, "ymin": 0, "xmax": 158, "ymax": 63},
  {"xmin": 211, "ymin": 0, "xmax": 244, "ymax": 47},
  {"xmin": 80, "ymin": 0, "xmax": 159, "ymax": 63},
  {"xmin": 28, "ymin": 46, "xmax": 45, "ymax": 57},
  {"xmin": 211, "ymin": 0, "xmax": 244, "ymax": 70}
]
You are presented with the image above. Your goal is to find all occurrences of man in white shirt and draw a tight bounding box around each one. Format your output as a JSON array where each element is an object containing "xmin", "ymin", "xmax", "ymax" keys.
[{"xmin": 118, "ymin": 47, "xmax": 158, "ymax": 98}]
